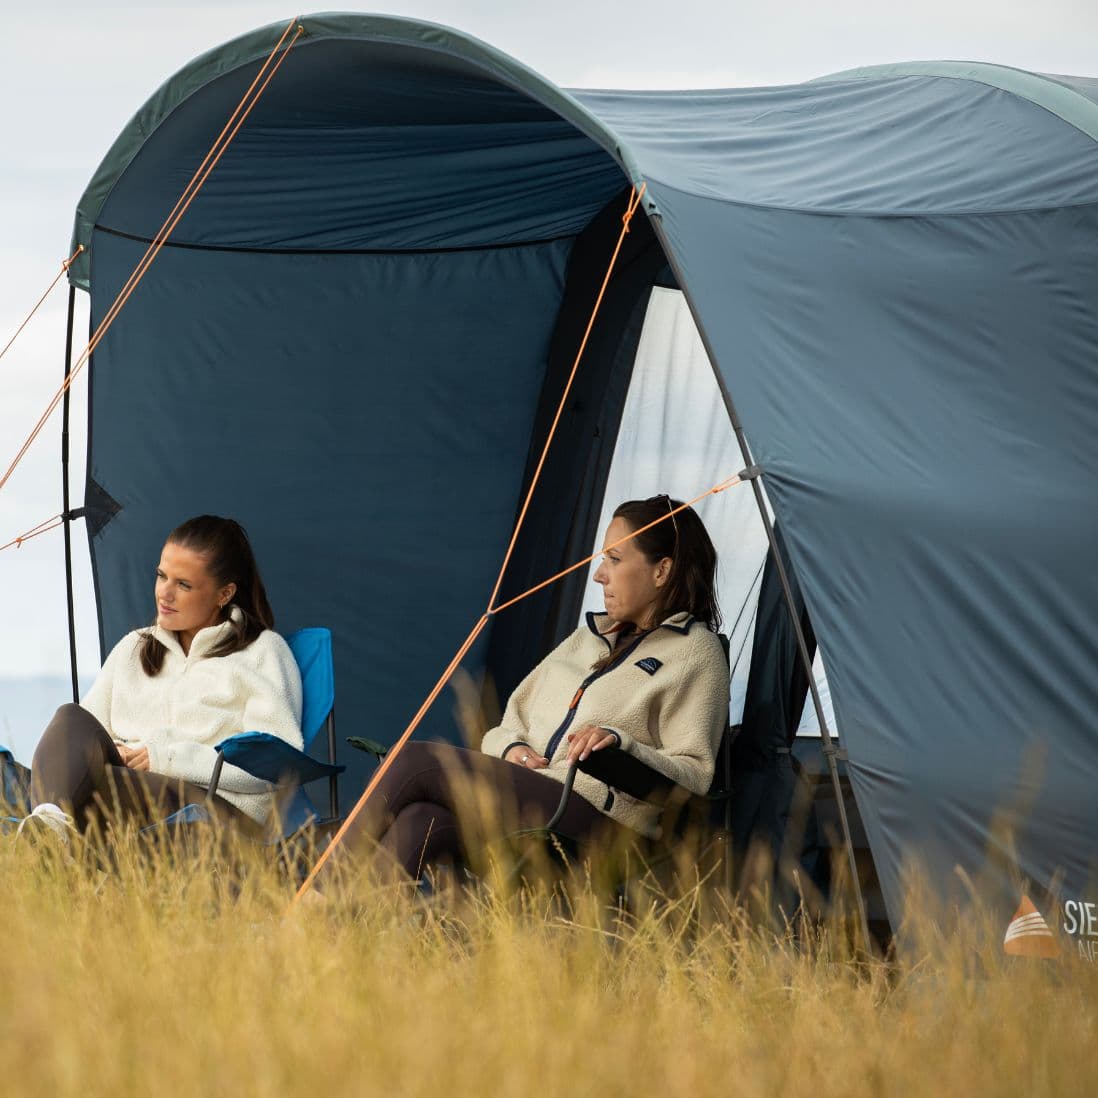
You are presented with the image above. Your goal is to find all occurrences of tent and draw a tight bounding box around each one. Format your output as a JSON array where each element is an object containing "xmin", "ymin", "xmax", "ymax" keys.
[{"xmin": 63, "ymin": 12, "xmax": 1098, "ymax": 937}]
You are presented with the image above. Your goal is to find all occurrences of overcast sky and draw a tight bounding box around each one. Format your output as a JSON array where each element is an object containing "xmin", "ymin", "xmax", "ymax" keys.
[{"xmin": 1, "ymin": 0, "xmax": 1095, "ymax": 678}]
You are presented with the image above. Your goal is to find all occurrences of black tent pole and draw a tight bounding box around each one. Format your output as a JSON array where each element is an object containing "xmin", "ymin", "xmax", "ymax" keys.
[
  {"xmin": 61, "ymin": 284, "xmax": 79, "ymax": 703},
  {"xmin": 736, "ymin": 457, "xmax": 871, "ymax": 952},
  {"xmin": 645, "ymin": 211, "xmax": 873, "ymax": 954}
]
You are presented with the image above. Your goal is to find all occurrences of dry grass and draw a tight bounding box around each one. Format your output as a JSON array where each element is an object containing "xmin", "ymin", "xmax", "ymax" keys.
[{"xmin": 0, "ymin": 822, "xmax": 1094, "ymax": 1098}]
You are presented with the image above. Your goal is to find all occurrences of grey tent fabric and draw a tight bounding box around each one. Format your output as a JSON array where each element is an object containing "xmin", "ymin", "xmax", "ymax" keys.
[{"xmin": 68, "ymin": 13, "xmax": 1098, "ymax": 933}]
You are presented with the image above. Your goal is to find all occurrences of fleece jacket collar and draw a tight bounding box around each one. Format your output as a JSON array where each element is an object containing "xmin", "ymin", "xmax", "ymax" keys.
[
  {"xmin": 584, "ymin": 609, "xmax": 696, "ymax": 644},
  {"xmin": 152, "ymin": 605, "xmax": 243, "ymax": 659}
]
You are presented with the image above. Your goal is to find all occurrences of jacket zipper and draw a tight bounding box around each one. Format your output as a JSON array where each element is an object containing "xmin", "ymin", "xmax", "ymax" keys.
[{"xmin": 543, "ymin": 632, "xmax": 651, "ymax": 762}]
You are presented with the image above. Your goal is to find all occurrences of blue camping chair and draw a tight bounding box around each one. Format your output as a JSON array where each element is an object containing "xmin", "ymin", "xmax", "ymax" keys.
[
  {"xmin": 151, "ymin": 627, "xmax": 345, "ymax": 843},
  {"xmin": 0, "ymin": 746, "xmax": 32, "ymax": 830}
]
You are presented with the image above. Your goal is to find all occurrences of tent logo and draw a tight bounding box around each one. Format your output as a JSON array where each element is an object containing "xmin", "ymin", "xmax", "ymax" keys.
[
  {"xmin": 1061, "ymin": 898, "xmax": 1098, "ymax": 962},
  {"xmin": 1003, "ymin": 895, "xmax": 1058, "ymax": 958}
]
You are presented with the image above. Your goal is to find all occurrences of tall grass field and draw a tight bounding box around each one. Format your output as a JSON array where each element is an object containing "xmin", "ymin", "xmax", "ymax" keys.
[{"xmin": 0, "ymin": 819, "xmax": 1094, "ymax": 1098}]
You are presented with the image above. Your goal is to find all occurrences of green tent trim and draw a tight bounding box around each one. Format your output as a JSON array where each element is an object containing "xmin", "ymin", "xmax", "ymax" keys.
[
  {"xmin": 66, "ymin": 11, "xmax": 642, "ymax": 291},
  {"xmin": 817, "ymin": 61, "xmax": 1098, "ymax": 144}
]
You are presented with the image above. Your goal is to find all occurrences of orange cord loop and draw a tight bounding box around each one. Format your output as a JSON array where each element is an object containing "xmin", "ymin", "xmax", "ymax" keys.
[{"xmin": 621, "ymin": 185, "xmax": 644, "ymax": 232}]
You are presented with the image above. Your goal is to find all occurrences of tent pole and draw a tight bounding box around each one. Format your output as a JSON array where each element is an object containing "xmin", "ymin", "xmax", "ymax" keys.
[
  {"xmin": 738, "ymin": 461, "xmax": 872, "ymax": 953},
  {"xmin": 61, "ymin": 284, "xmax": 79, "ymax": 703},
  {"xmin": 645, "ymin": 211, "xmax": 873, "ymax": 954}
]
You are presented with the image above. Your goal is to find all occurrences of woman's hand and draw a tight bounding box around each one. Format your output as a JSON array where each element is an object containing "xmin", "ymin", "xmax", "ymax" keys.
[
  {"xmin": 115, "ymin": 743, "xmax": 151, "ymax": 771},
  {"xmin": 504, "ymin": 744, "xmax": 548, "ymax": 770},
  {"xmin": 566, "ymin": 725, "xmax": 620, "ymax": 763}
]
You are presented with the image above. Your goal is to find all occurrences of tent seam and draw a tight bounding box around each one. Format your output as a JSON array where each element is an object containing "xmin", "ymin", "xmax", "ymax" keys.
[
  {"xmin": 645, "ymin": 176, "xmax": 1098, "ymax": 221},
  {"xmin": 92, "ymin": 223, "xmax": 580, "ymax": 256}
]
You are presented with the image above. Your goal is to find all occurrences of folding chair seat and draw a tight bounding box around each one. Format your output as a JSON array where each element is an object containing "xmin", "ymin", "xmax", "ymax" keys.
[{"xmin": 146, "ymin": 627, "xmax": 344, "ymax": 847}]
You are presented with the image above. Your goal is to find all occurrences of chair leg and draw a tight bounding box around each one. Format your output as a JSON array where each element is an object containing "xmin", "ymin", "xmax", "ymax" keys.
[
  {"xmin": 206, "ymin": 750, "xmax": 225, "ymax": 804},
  {"xmin": 543, "ymin": 762, "xmax": 578, "ymax": 832},
  {"xmin": 326, "ymin": 709, "xmax": 338, "ymax": 820}
]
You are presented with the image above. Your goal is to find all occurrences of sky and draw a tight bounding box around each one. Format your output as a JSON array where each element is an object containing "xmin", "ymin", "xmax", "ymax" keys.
[{"xmin": 1, "ymin": 0, "xmax": 1096, "ymax": 680}]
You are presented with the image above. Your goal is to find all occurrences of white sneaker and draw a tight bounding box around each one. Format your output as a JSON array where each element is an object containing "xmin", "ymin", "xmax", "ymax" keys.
[{"xmin": 16, "ymin": 802, "xmax": 77, "ymax": 843}]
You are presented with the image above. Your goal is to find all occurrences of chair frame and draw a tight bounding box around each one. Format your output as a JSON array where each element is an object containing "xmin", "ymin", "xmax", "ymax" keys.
[{"xmin": 206, "ymin": 703, "xmax": 342, "ymax": 830}]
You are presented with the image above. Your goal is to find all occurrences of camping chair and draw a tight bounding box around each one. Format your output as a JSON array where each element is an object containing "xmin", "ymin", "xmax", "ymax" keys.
[
  {"xmin": 0, "ymin": 745, "xmax": 32, "ymax": 831},
  {"xmin": 145, "ymin": 627, "xmax": 344, "ymax": 847}
]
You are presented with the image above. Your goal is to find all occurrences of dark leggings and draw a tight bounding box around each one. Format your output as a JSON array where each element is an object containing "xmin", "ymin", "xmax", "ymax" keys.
[
  {"xmin": 32, "ymin": 704, "xmax": 259, "ymax": 836},
  {"xmin": 323, "ymin": 742, "xmax": 621, "ymax": 885}
]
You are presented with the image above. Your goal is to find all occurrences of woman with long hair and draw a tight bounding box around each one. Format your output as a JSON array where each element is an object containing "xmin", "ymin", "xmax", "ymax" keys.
[
  {"xmin": 324, "ymin": 495, "xmax": 729, "ymax": 885},
  {"xmin": 19, "ymin": 515, "xmax": 303, "ymax": 840}
]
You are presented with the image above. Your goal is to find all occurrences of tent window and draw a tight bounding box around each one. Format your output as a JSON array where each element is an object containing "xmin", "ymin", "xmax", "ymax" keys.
[
  {"xmin": 795, "ymin": 649, "xmax": 837, "ymax": 739},
  {"xmin": 576, "ymin": 286, "xmax": 768, "ymax": 721}
]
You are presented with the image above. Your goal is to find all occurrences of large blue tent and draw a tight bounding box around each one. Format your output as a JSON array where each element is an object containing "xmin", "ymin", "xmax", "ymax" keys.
[{"xmin": 66, "ymin": 13, "xmax": 1098, "ymax": 936}]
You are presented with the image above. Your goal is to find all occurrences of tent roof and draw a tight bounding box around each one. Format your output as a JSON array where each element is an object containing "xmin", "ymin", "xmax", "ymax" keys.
[{"xmin": 69, "ymin": 13, "xmax": 1098, "ymax": 289}]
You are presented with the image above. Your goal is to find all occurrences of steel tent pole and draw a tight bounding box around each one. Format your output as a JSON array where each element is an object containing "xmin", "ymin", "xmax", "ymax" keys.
[{"xmin": 61, "ymin": 284, "xmax": 79, "ymax": 703}]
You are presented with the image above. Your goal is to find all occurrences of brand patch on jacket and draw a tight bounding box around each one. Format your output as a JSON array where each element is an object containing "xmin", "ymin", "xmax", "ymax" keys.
[{"xmin": 635, "ymin": 657, "xmax": 663, "ymax": 675}]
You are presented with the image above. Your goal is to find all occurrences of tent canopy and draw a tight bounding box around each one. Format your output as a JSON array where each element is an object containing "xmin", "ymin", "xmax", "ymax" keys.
[{"xmin": 70, "ymin": 12, "xmax": 1098, "ymax": 930}]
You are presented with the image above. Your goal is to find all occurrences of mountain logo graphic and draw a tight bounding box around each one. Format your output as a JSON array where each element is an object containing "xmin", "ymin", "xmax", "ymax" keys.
[{"xmin": 1003, "ymin": 895, "xmax": 1059, "ymax": 958}]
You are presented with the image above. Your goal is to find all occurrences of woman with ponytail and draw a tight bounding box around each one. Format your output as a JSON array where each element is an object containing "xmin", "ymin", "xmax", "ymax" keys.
[
  {"xmin": 20, "ymin": 516, "xmax": 303, "ymax": 840},
  {"xmin": 322, "ymin": 495, "xmax": 729, "ymax": 888}
]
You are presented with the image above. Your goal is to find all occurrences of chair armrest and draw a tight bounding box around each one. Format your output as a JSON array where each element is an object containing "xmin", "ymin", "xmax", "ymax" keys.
[
  {"xmin": 576, "ymin": 746, "xmax": 679, "ymax": 805},
  {"xmin": 541, "ymin": 750, "xmax": 684, "ymax": 834},
  {"xmin": 209, "ymin": 732, "xmax": 345, "ymax": 798},
  {"xmin": 347, "ymin": 736, "xmax": 388, "ymax": 759}
]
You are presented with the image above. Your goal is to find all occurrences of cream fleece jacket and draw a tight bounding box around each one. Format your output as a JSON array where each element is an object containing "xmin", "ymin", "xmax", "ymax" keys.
[
  {"xmin": 480, "ymin": 611, "xmax": 729, "ymax": 837},
  {"xmin": 80, "ymin": 609, "xmax": 304, "ymax": 823}
]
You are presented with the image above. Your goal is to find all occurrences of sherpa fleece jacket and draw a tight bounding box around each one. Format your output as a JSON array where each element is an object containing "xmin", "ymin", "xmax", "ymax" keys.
[
  {"xmin": 480, "ymin": 611, "xmax": 729, "ymax": 837},
  {"xmin": 80, "ymin": 608, "xmax": 304, "ymax": 823}
]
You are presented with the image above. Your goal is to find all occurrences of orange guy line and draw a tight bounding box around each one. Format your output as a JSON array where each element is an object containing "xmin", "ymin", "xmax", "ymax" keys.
[
  {"xmin": 294, "ymin": 614, "xmax": 491, "ymax": 902},
  {"xmin": 0, "ymin": 20, "xmax": 303, "ymax": 498},
  {"xmin": 490, "ymin": 474, "xmax": 744, "ymax": 615},
  {"xmin": 486, "ymin": 184, "xmax": 646, "ymax": 613},
  {"xmin": 0, "ymin": 246, "xmax": 84, "ymax": 368},
  {"xmin": 0, "ymin": 513, "xmax": 64, "ymax": 553}
]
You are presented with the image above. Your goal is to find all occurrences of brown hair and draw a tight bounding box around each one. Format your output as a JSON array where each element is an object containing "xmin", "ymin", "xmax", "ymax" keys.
[
  {"xmin": 592, "ymin": 495, "xmax": 721, "ymax": 671},
  {"xmin": 139, "ymin": 515, "xmax": 274, "ymax": 676}
]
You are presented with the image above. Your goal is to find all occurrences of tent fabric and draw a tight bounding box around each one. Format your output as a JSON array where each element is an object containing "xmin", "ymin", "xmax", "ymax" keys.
[
  {"xmin": 796, "ymin": 652, "xmax": 835, "ymax": 738},
  {"xmin": 573, "ymin": 285, "xmax": 769, "ymax": 718},
  {"xmin": 483, "ymin": 191, "xmax": 673, "ymax": 707},
  {"xmin": 68, "ymin": 12, "xmax": 1098, "ymax": 930},
  {"xmin": 815, "ymin": 62, "xmax": 1098, "ymax": 142},
  {"xmin": 727, "ymin": 525, "xmax": 817, "ymax": 900},
  {"xmin": 733, "ymin": 525, "xmax": 816, "ymax": 773},
  {"xmin": 86, "ymin": 225, "xmax": 572, "ymax": 797}
]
